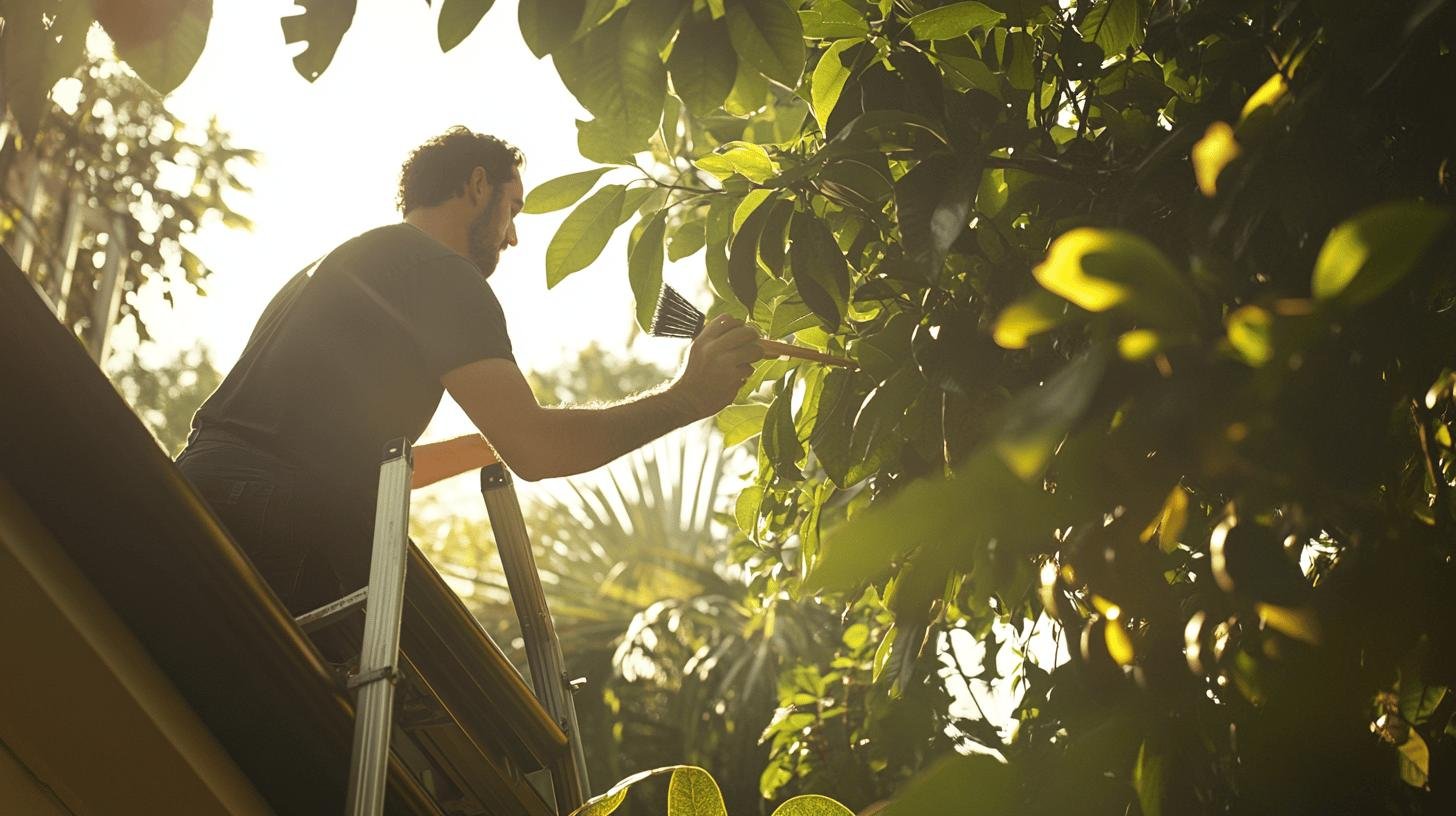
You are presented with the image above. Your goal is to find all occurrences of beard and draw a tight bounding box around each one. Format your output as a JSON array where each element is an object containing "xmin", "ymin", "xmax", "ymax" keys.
[{"xmin": 466, "ymin": 193, "xmax": 503, "ymax": 278}]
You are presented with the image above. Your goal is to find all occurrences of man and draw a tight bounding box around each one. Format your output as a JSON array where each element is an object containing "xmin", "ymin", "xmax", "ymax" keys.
[{"xmin": 175, "ymin": 127, "xmax": 762, "ymax": 615}]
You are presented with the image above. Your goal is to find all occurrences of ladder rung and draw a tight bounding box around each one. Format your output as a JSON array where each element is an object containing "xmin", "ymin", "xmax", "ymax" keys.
[{"xmin": 294, "ymin": 587, "xmax": 369, "ymax": 633}]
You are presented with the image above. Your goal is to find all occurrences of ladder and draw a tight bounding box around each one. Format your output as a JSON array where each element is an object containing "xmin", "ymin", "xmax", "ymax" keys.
[{"xmin": 292, "ymin": 437, "xmax": 591, "ymax": 815}]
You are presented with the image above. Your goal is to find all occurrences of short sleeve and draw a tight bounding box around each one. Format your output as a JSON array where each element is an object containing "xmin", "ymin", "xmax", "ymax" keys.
[{"xmin": 406, "ymin": 255, "xmax": 515, "ymax": 377}]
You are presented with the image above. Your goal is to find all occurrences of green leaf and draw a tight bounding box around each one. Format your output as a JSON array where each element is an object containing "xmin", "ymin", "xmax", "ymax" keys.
[
  {"xmin": 519, "ymin": 0, "xmax": 586, "ymax": 57},
  {"xmin": 896, "ymin": 155, "xmax": 975, "ymax": 280},
  {"xmin": 771, "ymin": 794, "xmax": 855, "ymax": 816},
  {"xmin": 800, "ymin": 0, "xmax": 869, "ymax": 40},
  {"xmin": 669, "ymin": 219, "xmax": 707, "ymax": 260},
  {"xmin": 667, "ymin": 766, "xmax": 728, "ymax": 816},
  {"xmin": 993, "ymin": 346, "xmax": 1109, "ymax": 480},
  {"xmin": 733, "ymin": 188, "xmax": 774, "ymax": 233},
  {"xmin": 811, "ymin": 38, "xmax": 860, "ymax": 131},
  {"xmin": 553, "ymin": 15, "xmax": 667, "ymax": 149},
  {"xmin": 763, "ymin": 378, "xmax": 805, "ymax": 480},
  {"xmin": 280, "ymin": 0, "xmax": 355, "ymax": 82},
  {"xmin": 993, "ymin": 290, "xmax": 1072, "ymax": 349},
  {"xmin": 789, "ymin": 211, "xmax": 850, "ymax": 330},
  {"xmin": 725, "ymin": 0, "xmax": 806, "ymax": 88},
  {"xmin": 717, "ymin": 402, "xmax": 770, "ymax": 445},
  {"xmin": 736, "ymin": 483, "xmax": 764, "ymax": 536},
  {"xmin": 878, "ymin": 752, "xmax": 1016, "ymax": 816},
  {"xmin": 109, "ymin": 0, "xmax": 212, "ymax": 95},
  {"xmin": 695, "ymin": 141, "xmax": 779, "ymax": 183},
  {"xmin": 1081, "ymin": 0, "xmax": 1144, "ymax": 56},
  {"xmin": 546, "ymin": 184, "xmax": 631, "ymax": 287},
  {"xmin": 568, "ymin": 765, "xmax": 693, "ymax": 816},
  {"xmin": 729, "ymin": 194, "xmax": 776, "ymax": 307},
  {"xmin": 669, "ymin": 15, "xmax": 739, "ymax": 115},
  {"xmin": 576, "ymin": 117, "xmax": 637, "ymax": 165},
  {"xmin": 628, "ymin": 211, "xmax": 667, "ymax": 329},
  {"xmin": 2, "ymin": 0, "xmax": 94, "ymax": 141},
  {"xmin": 437, "ymin": 0, "xmax": 495, "ymax": 51},
  {"xmin": 523, "ymin": 168, "xmax": 613, "ymax": 214},
  {"xmin": 724, "ymin": 55, "xmax": 771, "ymax": 115},
  {"xmin": 1134, "ymin": 739, "xmax": 1166, "ymax": 816},
  {"xmin": 906, "ymin": 2, "xmax": 1004, "ymax": 41},
  {"xmin": 1311, "ymin": 202, "xmax": 1453, "ymax": 307},
  {"xmin": 1032, "ymin": 227, "xmax": 1197, "ymax": 327}
]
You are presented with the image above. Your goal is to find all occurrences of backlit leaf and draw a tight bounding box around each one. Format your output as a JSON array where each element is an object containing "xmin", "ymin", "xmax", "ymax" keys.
[
  {"xmin": 547, "ymin": 184, "xmax": 631, "ymax": 287},
  {"xmin": 906, "ymin": 2, "xmax": 1004, "ymax": 41},
  {"xmin": 523, "ymin": 168, "xmax": 613, "ymax": 214},
  {"xmin": 281, "ymin": 0, "xmax": 355, "ymax": 82},
  {"xmin": 1032, "ymin": 227, "xmax": 1196, "ymax": 327},
  {"xmin": 667, "ymin": 766, "xmax": 729, "ymax": 816},
  {"xmin": 725, "ymin": 0, "xmax": 806, "ymax": 88},
  {"xmin": 1191, "ymin": 121, "xmax": 1241, "ymax": 197},
  {"xmin": 3, "ymin": 0, "xmax": 94, "ymax": 141},
  {"xmin": 1080, "ymin": 0, "xmax": 1143, "ymax": 56},
  {"xmin": 994, "ymin": 346, "xmax": 1109, "ymax": 480},
  {"xmin": 717, "ymin": 402, "xmax": 769, "ymax": 446},
  {"xmin": 554, "ymin": 15, "xmax": 668, "ymax": 150},
  {"xmin": 993, "ymin": 290, "xmax": 1072, "ymax": 349},
  {"xmin": 438, "ymin": 0, "xmax": 495, "ymax": 52},
  {"xmin": 627, "ymin": 210, "xmax": 667, "ymax": 330},
  {"xmin": 520, "ymin": 0, "xmax": 586, "ymax": 57},
  {"xmin": 879, "ymin": 754, "xmax": 1016, "ymax": 816},
  {"xmin": 669, "ymin": 15, "xmax": 739, "ymax": 115},
  {"xmin": 790, "ymin": 211, "xmax": 850, "ymax": 330},
  {"xmin": 771, "ymin": 794, "xmax": 855, "ymax": 815},
  {"xmin": 811, "ymin": 38, "xmax": 860, "ymax": 130},
  {"xmin": 1311, "ymin": 202, "xmax": 1453, "ymax": 307}
]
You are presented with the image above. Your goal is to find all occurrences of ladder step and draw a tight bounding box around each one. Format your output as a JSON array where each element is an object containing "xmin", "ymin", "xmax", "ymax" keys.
[{"xmin": 294, "ymin": 587, "xmax": 368, "ymax": 633}]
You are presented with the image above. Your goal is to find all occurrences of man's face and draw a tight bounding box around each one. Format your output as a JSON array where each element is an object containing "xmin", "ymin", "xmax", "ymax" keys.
[{"xmin": 467, "ymin": 172, "xmax": 524, "ymax": 278}]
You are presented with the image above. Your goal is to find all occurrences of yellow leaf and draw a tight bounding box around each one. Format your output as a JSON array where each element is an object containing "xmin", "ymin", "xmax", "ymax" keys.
[
  {"xmin": 1105, "ymin": 617, "xmax": 1135, "ymax": 666},
  {"xmin": 1141, "ymin": 485, "xmax": 1189, "ymax": 553},
  {"xmin": 1191, "ymin": 122, "xmax": 1241, "ymax": 197},
  {"xmin": 1226, "ymin": 305, "xmax": 1274, "ymax": 367},
  {"xmin": 1256, "ymin": 602, "xmax": 1322, "ymax": 645},
  {"xmin": 1239, "ymin": 73, "xmax": 1289, "ymax": 123}
]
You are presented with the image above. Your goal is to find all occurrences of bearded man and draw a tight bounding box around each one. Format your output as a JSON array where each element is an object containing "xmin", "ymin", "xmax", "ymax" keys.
[{"xmin": 175, "ymin": 127, "xmax": 761, "ymax": 614}]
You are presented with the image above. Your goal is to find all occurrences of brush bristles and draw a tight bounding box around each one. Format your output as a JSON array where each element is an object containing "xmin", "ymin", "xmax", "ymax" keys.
[{"xmin": 648, "ymin": 285, "xmax": 706, "ymax": 339}]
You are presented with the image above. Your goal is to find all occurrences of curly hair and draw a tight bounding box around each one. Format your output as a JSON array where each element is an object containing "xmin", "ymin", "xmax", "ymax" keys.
[{"xmin": 396, "ymin": 127, "xmax": 524, "ymax": 214}]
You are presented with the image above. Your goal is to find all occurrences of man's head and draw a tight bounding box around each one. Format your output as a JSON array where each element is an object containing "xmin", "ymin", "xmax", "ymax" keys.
[{"xmin": 397, "ymin": 127, "xmax": 525, "ymax": 277}]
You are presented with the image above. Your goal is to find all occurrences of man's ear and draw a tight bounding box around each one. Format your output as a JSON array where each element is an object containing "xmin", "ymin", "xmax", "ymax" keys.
[{"xmin": 468, "ymin": 166, "xmax": 491, "ymax": 205}]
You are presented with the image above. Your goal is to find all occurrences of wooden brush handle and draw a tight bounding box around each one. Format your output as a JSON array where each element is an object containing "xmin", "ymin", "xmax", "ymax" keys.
[{"xmin": 757, "ymin": 338, "xmax": 856, "ymax": 368}]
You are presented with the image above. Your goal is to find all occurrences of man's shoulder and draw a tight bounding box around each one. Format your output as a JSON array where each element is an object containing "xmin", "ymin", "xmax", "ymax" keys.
[{"xmin": 328, "ymin": 224, "xmax": 472, "ymax": 279}]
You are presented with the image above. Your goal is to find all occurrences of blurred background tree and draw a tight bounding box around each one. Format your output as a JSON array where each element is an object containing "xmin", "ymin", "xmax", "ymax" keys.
[
  {"xmin": 107, "ymin": 341, "xmax": 222, "ymax": 456},
  {"xmin": 0, "ymin": 44, "xmax": 253, "ymax": 358}
]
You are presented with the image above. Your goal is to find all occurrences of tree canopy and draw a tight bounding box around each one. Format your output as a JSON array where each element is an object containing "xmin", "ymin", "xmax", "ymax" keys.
[{"xmin": 26, "ymin": 0, "xmax": 1456, "ymax": 812}]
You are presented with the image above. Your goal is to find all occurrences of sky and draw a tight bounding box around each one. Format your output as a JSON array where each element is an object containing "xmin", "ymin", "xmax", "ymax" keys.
[{"xmin": 117, "ymin": 0, "xmax": 689, "ymax": 448}]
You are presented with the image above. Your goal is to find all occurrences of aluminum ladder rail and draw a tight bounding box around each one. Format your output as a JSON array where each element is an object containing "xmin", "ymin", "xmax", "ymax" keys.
[
  {"xmin": 480, "ymin": 463, "xmax": 591, "ymax": 813},
  {"xmin": 291, "ymin": 438, "xmax": 413, "ymax": 816}
]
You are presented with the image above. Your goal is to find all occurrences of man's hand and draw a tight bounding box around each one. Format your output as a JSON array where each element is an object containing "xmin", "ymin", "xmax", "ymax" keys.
[{"xmin": 667, "ymin": 315, "xmax": 766, "ymax": 421}]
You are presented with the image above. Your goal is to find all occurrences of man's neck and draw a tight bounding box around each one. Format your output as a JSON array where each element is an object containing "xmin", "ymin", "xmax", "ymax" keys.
[{"xmin": 403, "ymin": 208, "xmax": 468, "ymax": 257}]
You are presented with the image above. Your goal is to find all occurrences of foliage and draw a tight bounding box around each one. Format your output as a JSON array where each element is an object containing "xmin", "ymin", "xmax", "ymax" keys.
[
  {"xmin": 74, "ymin": 0, "xmax": 1456, "ymax": 812},
  {"xmin": 0, "ymin": 47, "xmax": 255, "ymax": 344},
  {"xmin": 568, "ymin": 764, "xmax": 851, "ymax": 816},
  {"xmin": 108, "ymin": 341, "xmax": 222, "ymax": 456},
  {"xmin": 527, "ymin": 341, "xmax": 673, "ymax": 405}
]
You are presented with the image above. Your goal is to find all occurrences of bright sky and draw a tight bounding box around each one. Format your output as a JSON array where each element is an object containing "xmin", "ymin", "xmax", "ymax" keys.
[{"xmin": 117, "ymin": 0, "xmax": 689, "ymax": 448}]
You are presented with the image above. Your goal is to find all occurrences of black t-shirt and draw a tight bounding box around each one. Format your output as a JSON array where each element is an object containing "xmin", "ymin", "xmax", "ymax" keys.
[{"xmin": 188, "ymin": 223, "xmax": 513, "ymax": 510}]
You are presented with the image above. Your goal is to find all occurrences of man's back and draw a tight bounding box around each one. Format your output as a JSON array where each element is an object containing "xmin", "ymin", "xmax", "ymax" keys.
[{"xmin": 189, "ymin": 223, "xmax": 514, "ymax": 508}]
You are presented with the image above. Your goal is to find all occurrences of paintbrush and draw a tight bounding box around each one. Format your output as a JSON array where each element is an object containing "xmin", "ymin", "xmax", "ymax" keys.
[{"xmin": 648, "ymin": 285, "xmax": 856, "ymax": 368}]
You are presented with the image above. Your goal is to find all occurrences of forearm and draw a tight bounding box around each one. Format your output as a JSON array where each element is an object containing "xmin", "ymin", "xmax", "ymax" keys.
[
  {"xmin": 513, "ymin": 385, "xmax": 696, "ymax": 481},
  {"xmin": 410, "ymin": 433, "xmax": 498, "ymax": 489}
]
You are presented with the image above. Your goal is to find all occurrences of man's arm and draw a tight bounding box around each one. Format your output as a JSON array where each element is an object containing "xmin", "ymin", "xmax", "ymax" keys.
[
  {"xmin": 411, "ymin": 434, "xmax": 497, "ymax": 489},
  {"xmin": 442, "ymin": 316, "xmax": 762, "ymax": 481}
]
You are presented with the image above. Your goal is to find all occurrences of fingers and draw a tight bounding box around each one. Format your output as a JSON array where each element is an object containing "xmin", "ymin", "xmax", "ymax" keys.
[
  {"xmin": 710, "ymin": 324, "xmax": 762, "ymax": 352},
  {"xmin": 697, "ymin": 313, "xmax": 740, "ymax": 341}
]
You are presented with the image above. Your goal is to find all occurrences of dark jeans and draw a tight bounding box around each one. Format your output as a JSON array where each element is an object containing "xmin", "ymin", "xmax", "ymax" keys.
[{"xmin": 175, "ymin": 431, "xmax": 374, "ymax": 616}]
